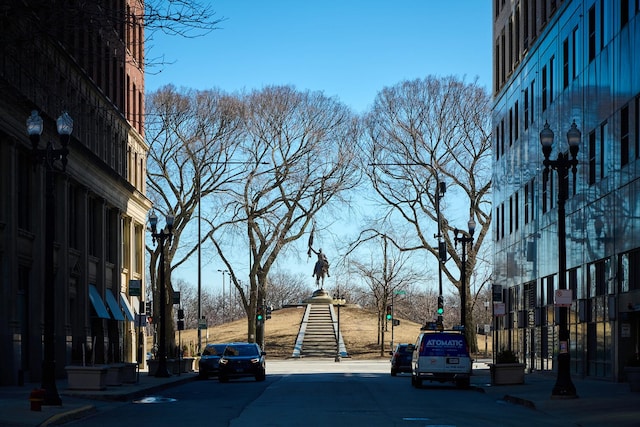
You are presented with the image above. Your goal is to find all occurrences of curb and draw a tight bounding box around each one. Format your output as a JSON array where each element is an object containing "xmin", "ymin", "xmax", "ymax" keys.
[
  {"xmin": 41, "ymin": 405, "xmax": 96, "ymax": 427},
  {"xmin": 502, "ymin": 394, "xmax": 536, "ymax": 409}
]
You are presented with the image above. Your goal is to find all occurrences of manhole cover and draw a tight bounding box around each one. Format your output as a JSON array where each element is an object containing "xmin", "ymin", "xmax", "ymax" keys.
[{"xmin": 133, "ymin": 396, "xmax": 177, "ymax": 404}]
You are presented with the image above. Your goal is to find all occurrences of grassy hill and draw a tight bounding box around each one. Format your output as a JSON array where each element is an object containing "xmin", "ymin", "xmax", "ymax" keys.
[{"xmin": 151, "ymin": 305, "xmax": 492, "ymax": 359}]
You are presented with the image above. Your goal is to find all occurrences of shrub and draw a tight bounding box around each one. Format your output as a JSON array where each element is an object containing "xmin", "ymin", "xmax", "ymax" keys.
[{"xmin": 496, "ymin": 349, "xmax": 519, "ymax": 363}]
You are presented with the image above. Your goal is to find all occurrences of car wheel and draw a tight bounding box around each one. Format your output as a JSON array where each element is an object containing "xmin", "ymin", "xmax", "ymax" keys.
[
  {"xmin": 255, "ymin": 373, "xmax": 266, "ymax": 382},
  {"xmin": 412, "ymin": 375, "xmax": 422, "ymax": 388},
  {"xmin": 456, "ymin": 378, "xmax": 470, "ymax": 389},
  {"xmin": 198, "ymin": 372, "xmax": 208, "ymax": 380},
  {"xmin": 390, "ymin": 369, "xmax": 397, "ymax": 376},
  {"xmin": 218, "ymin": 375, "xmax": 229, "ymax": 383}
]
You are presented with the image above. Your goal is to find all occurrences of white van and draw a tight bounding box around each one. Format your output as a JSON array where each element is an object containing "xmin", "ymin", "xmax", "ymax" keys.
[{"xmin": 411, "ymin": 330, "xmax": 472, "ymax": 388}]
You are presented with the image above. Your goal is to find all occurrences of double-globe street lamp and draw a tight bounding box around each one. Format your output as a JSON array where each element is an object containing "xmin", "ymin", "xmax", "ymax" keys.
[
  {"xmin": 540, "ymin": 120, "xmax": 580, "ymax": 399},
  {"xmin": 26, "ymin": 110, "xmax": 73, "ymax": 406},
  {"xmin": 453, "ymin": 217, "xmax": 476, "ymax": 328},
  {"xmin": 149, "ymin": 211, "xmax": 174, "ymax": 377}
]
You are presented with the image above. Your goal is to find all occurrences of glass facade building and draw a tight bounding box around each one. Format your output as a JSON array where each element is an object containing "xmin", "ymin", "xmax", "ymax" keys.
[{"xmin": 492, "ymin": 0, "xmax": 640, "ymax": 381}]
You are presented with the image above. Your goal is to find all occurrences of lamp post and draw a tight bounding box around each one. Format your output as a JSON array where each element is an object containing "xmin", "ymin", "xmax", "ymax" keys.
[
  {"xmin": 333, "ymin": 290, "xmax": 344, "ymax": 362},
  {"xmin": 540, "ymin": 120, "xmax": 580, "ymax": 399},
  {"xmin": 149, "ymin": 211, "xmax": 174, "ymax": 378},
  {"xmin": 26, "ymin": 110, "xmax": 72, "ymax": 406},
  {"xmin": 218, "ymin": 269, "xmax": 229, "ymax": 322},
  {"xmin": 454, "ymin": 217, "xmax": 475, "ymax": 328}
]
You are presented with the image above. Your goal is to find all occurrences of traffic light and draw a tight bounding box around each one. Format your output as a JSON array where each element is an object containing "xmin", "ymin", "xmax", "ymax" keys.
[
  {"xmin": 145, "ymin": 301, "xmax": 152, "ymax": 316},
  {"xmin": 266, "ymin": 305, "xmax": 272, "ymax": 320},
  {"xmin": 257, "ymin": 306, "xmax": 264, "ymax": 322},
  {"xmin": 437, "ymin": 296, "xmax": 444, "ymax": 315},
  {"xmin": 386, "ymin": 305, "xmax": 392, "ymax": 320}
]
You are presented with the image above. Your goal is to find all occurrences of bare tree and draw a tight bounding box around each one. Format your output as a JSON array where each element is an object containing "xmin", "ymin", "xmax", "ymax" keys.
[
  {"xmin": 361, "ymin": 75, "xmax": 492, "ymax": 351},
  {"xmin": 349, "ymin": 233, "xmax": 423, "ymax": 355},
  {"xmin": 145, "ymin": 85, "xmax": 245, "ymax": 352},
  {"xmin": 267, "ymin": 270, "xmax": 313, "ymax": 308},
  {"xmin": 211, "ymin": 85, "xmax": 362, "ymax": 344}
]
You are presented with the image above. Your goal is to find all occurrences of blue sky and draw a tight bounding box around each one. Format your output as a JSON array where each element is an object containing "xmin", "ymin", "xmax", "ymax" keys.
[
  {"xmin": 146, "ymin": 1, "xmax": 493, "ymax": 114},
  {"xmin": 145, "ymin": 1, "xmax": 493, "ymax": 293}
]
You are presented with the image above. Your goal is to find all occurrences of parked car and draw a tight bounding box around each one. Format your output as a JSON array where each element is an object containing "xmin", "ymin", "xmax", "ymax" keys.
[
  {"xmin": 218, "ymin": 342, "xmax": 266, "ymax": 382},
  {"xmin": 198, "ymin": 343, "xmax": 228, "ymax": 379},
  {"xmin": 390, "ymin": 343, "xmax": 414, "ymax": 376},
  {"xmin": 411, "ymin": 329, "xmax": 472, "ymax": 388}
]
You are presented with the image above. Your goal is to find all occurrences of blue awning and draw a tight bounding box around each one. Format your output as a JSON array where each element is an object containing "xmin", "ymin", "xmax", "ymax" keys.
[
  {"xmin": 119, "ymin": 292, "xmax": 136, "ymax": 321},
  {"xmin": 88, "ymin": 284, "xmax": 110, "ymax": 319},
  {"xmin": 104, "ymin": 289, "xmax": 125, "ymax": 321}
]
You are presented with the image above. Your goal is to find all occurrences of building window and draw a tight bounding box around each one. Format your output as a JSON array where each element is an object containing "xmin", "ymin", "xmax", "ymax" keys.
[
  {"xmin": 134, "ymin": 224, "xmax": 143, "ymax": 273},
  {"xmin": 122, "ymin": 217, "xmax": 130, "ymax": 271},
  {"xmin": 515, "ymin": 191, "xmax": 519, "ymax": 231},
  {"xmin": 636, "ymin": 95, "xmax": 640, "ymax": 160},
  {"xmin": 509, "ymin": 196, "xmax": 513, "ymax": 234},
  {"xmin": 600, "ymin": 121, "xmax": 608, "ymax": 179},
  {"xmin": 572, "ymin": 26, "xmax": 579, "ymax": 80},
  {"xmin": 621, "ymin": 104, "xmax": 630, "ymax": 166},
  {"xmin": 501, "ymin": 119, "xmax": 505, "ymax": 156},
  {"xmin": 524, "ymin": 89, "xmax": 529, "ymax": 130},
  {"xmin": 530, "ymin": 80, "xmax": 535, "ymax": 123},
  {"xmin": 523, "ymin": 0, "xmax": 529, "ymax": 49},
  {"xmin": 589, "ymin": 130, "xmax": 596, "ymax": 185},
  {"xmin": 541, "ymin": 65, "xmax": 548, "ymax": 111},
  {"xmin": 501, "ymin": 203, "xmax": 505, "ymax": 239},
  {"xmin": 588, "ymin": 5, "xmax": 596, "ymax": 62},
  {"xmin": 622, "ymin": 0, "xmax": 630, "ymax": 28},
  {"xmin": 524, "ymin": 182, "xmax": 530, "ymax": 224},
  {"xmin": 514, "ymin": 101, "xmax": 519, "ymax": 141},
  {"xmin": 509, "ymin": 108, "xmax": 513, "ymax": 147},
  {"xmin": 549, "ymin": 56, "xmax": 554, "ymax": 104},
  {"xmin": 563, "ymin": 38, "xmax": 569, "ymax": 89}
]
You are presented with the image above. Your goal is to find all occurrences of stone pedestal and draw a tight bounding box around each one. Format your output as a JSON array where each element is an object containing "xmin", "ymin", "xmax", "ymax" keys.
[{"xmin": 303, "ymin": 289, "xmax": 334, "ymax": 304}]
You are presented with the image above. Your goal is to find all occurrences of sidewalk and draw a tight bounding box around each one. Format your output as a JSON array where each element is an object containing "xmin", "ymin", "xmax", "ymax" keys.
[
  {"xmin": 471, "ymin": 360, "xmax": 640, "ymax": 426},
  {"xmin": 0, "ymin": 369, "xmax": 197, "ymax": 427}
]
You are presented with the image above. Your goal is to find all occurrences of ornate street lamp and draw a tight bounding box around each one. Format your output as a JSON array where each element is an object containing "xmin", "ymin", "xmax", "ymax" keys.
[
  {"xmin": 149, "ymin": 210, "xmax": 174, "ymax": 377},
  {"xmin": 26, "ymin": 110, "xmax": 73, "ymax": 406},
  {"xmin": 454, "ymin": 217, "xmax": 476, "ymax": 328},
  {"xmin": 540, "ymin": 120, "xmax": 580, "ymax": 399}
]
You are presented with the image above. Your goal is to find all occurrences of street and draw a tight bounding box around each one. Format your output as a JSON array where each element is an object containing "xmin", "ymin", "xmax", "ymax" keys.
[{"xmin": 66, "ymin": 360, "xmax": 574, "ymax": 427}]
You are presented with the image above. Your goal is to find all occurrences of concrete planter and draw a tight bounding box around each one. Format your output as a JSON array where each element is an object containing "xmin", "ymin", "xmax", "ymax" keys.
[
  {"xmin": 105, "ymin": 363, "xmax": 124, "ymax": 386},
  {"xmin": 65, "ymin": 365, "xmax": 108, "ymax": 390},
  {"xmin": 489, "ymin": 363, "xmax": 526, "ymax": 385},
  {"xmin": 624, "ymin": 366, "xmax": 640, "ymax": 392},
  {"xmin": 122, "ymin": 362, "xmax": 138, "ymax": 383}
]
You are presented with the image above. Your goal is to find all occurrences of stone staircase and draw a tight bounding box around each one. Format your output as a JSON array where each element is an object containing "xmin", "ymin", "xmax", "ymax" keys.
[{"xmin": 292, "ymin": 304, "xmax": 347, "ymax": 358}]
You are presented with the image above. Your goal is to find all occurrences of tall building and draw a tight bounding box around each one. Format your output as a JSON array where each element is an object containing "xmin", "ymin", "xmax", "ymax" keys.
[
  {"xmin": 0, "ymin": 1, "xmax": 150, "ymax": 385},
  {"xmin": 493, "ymin": 0, "xmax": 640, "ymax": 381}
]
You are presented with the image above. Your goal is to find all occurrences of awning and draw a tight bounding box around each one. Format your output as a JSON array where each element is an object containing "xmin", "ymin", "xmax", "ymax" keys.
[
  {"xmin": 88, "ymin": 284, "xmax": 111, "ymax": 319},
  {"xmin": 119, "ymin": 292, "xmax": 136, "ymax": 321},
  {"xmin": 104, "ymin": 290, "xmax": 125, "ymax": 321}
]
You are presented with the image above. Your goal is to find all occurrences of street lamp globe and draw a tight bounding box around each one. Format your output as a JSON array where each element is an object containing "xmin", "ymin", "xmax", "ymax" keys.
[{"xmin": 467, "ymin": 217, "xmax": 476, "ymax": 236}]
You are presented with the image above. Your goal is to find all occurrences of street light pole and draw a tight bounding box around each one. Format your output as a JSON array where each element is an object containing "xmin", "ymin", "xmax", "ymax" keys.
[
  {"xmin": 333, "ymin": 290, "xmax": 343, "ymax": 362},
  {"xmin": 149, "ymin": 211, "xmax": 174, "ymax": 378},
  {"xmin": 218, "ymin": 269, "xmax": 229, "ymax": 322},
  {"xmin": 26, "ymin": 110, "xmax": 73, "ymax": 406},
  {"xmin": 540, "ymin": 120, "xmax": 580, "ymax": 399},
  {"xmin": 454, "ymin": 217, "xmax": 475, "ymax": 328}
]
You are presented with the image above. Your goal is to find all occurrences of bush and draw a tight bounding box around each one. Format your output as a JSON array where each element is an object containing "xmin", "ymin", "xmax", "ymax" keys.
[{"xmin": 496, "ymin": 349, "xmax": 519, "ymax": 363}]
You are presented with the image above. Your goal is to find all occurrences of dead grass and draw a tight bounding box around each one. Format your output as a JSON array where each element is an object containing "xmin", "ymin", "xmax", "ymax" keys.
[{"xmin": 150, "ymin": 305, "xmax": 492, "ymax": 359}]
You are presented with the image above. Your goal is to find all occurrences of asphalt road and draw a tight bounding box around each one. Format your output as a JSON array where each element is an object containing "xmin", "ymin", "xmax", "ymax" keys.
[{"xmin": 64, "ymin": 360, "xmax": 576, "ymax": 427}]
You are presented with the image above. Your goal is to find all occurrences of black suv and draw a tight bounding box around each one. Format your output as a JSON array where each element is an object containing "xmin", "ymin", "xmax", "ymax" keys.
[
  {"xmin": 218, "ymin": 342, "xmax": 266, "ymax": 382},
  {"xmin": 390, "ymin": 343, "xmax": 414, "ymax": 376}
]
